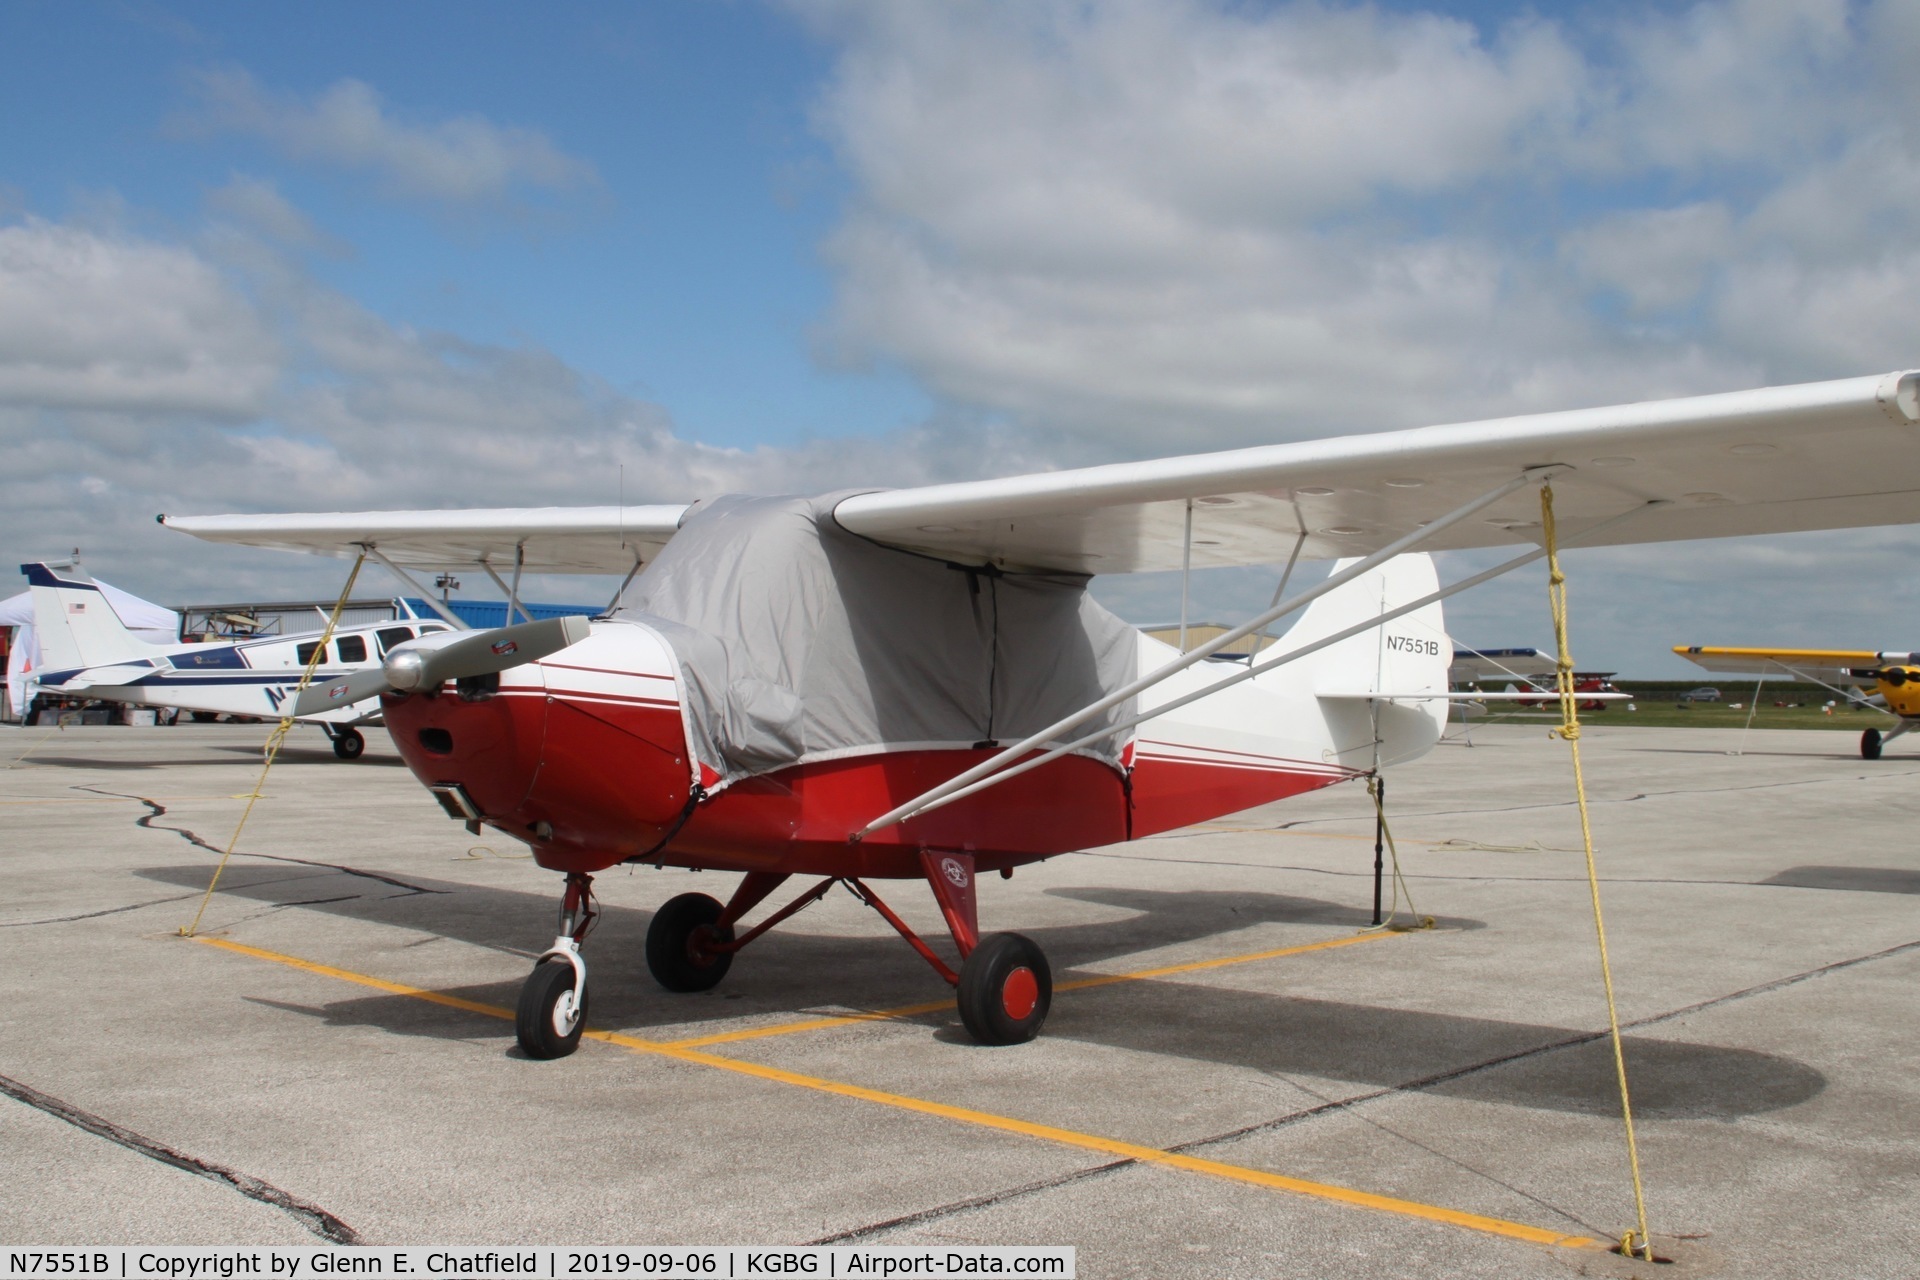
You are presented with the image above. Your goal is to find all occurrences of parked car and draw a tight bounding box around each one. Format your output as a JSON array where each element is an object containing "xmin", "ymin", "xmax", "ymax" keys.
[{"xmin": 1680, "ymin": 686, "xmax": 1722, "ymax": 702}]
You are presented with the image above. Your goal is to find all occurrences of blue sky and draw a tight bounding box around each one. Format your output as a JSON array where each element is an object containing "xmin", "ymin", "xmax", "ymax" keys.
[
  {"xmin": 0, "ymin": 0, "xmax": 927, "ymax": 447},
  {"xmin": 4, "ymin": 0, "xmax": 1919, "ymax": 674}
]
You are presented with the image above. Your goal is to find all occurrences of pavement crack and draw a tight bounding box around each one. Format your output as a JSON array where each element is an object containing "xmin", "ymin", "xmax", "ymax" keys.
[
  {"xmin": 1, "ymin": 892, "xmax": 203, "ymax": 928},
  {"xmin": 805, "ymin": 1162, "xmax": 1133, "ymax": 1244},
  {"xmin": 1174, "ymin": 932, "xmax": 1920, "ymax": 1155},
  {"xmin": 76, "ymin": 786, "xmax": 445, "ymax": 896},
  {"xmin": 0, "ymin": 1071, "xmax": 359, "ymax": 1244},
  {"xmin": 815, "ymin": 935, "xmax": 1920, "ymax": 1244}
]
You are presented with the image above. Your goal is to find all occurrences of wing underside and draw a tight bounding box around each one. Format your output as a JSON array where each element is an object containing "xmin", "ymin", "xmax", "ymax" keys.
[
  {"xmin": 159, "ymin": 505, "xmax": 688, "ymax": 575},
  {"xmin": 158, "ymin": 371, "xmax": 1920, "ymax": 577}
]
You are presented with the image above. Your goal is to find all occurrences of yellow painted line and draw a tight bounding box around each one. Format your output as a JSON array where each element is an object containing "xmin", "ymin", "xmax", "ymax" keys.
[
  {"xmin": 670, "ymin": 929, "xmax": 1402, "ymax": 1049},
  {"xmin": 192, "ymin": 934, "xmax": 1603, "ymax": 1252},
  {"xmin": 1055, "ymin": 929, "xmax": 1399, "ymax": 992},
  {"xmin": 668, "ymin": 998, "xmax": 957, "ymax": 1048},
  {"xmin": 196, "ymin": 937, "xmax": 515, "ymax": 1021}
]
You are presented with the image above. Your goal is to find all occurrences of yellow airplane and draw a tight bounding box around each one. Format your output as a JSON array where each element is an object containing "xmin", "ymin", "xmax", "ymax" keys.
[{"xmin": 1673, "ymin": 646, "xmax": 1920, "ymax": 758}]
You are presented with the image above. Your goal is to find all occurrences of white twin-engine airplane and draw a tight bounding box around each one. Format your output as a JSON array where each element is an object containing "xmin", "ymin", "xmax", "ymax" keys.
[
  {"xmin": 163, "ymin": 369, "xmax": 1920, "ymax": 1058},
  {"xmin": 20, "ymin": 562, "xmax": 455, "ymax": 759}
]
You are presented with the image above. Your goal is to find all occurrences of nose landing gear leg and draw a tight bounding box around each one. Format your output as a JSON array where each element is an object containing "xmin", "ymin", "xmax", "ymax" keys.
[{"xmin": 517, "ymin": 872, "xmax": 597, "ymax": 1059}]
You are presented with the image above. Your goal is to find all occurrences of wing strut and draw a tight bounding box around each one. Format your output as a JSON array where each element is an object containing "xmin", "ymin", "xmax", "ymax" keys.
[
  {"xmin": 363, "ymin": 547, "xmax": 471, "ymax": 630},
  {"xmin": 478, "ymin": 543, "xmax": 533, "ymax": 625},
  {"xmin": 852, "ymin": 466, "xmax": 1565, "ymax": 842},
  {"xmin": 854, "ymin": 496, "xmax": 1665, "ymax": 835}
]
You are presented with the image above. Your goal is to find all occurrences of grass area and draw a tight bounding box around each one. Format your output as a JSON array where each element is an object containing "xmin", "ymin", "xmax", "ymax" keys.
[
  {"xmin": 1578, "ymin": 702, "xmax": 1892, "ymax": 731},
  {"xmin": 1463, "ymin": 683, "xmax": 1892, "ymax": 731},
  {"xmin": 1454, "ymin": 678, "xmax": 1896, "ymax": 732}
]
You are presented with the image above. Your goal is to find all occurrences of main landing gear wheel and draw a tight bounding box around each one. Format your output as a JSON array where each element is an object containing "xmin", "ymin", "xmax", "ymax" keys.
[
  {"xmin": 957, "ymin": 932, "xmax": 1052, "ymax": 1045},
  {"xmin": 646, "ymin": 892, "xmax": 735, "ymax": 992},
  {"xmin": 331, "ymin": 728, "xmax": 365, "ymax": 760},
  {"xmin": 1862, "ymin": 728, "xmax": 1884, "ymax": 760},
  {"xmin": 516, "ymin": 959, "xmax": 587, "ymax": 1059}
]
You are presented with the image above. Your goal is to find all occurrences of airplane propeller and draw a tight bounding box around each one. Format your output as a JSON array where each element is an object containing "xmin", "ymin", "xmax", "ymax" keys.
[{"xmin": 292, "ymin": 615, "xmax": 591, "ymax": 717}]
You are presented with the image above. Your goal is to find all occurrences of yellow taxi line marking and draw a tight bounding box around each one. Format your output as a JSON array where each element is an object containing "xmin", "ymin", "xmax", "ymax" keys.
[
  {"xmin": 669, "ymin": 928, "xmax": 1402, "ymax": 1049},
  {"xmin": 192, "ymin": 935, "xmax": 1602, "ymax": 1253}
]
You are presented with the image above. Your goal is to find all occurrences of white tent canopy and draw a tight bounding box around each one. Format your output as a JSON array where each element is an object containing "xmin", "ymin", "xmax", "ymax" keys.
[{"xmin": 2, "ymin": 578, "xmax": 180, "ymax": 721}]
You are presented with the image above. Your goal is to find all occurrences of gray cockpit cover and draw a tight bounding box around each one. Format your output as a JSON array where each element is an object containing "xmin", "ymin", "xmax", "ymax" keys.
[{"xmin": 615, "ymin": 494, "xmax": 1138, "ymax": 788}]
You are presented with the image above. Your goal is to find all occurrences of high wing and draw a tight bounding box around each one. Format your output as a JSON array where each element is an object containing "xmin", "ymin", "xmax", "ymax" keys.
[
  {"xmin": 160, "ymin": 371, "xmax": 1920, "ymax": 574},
  {"xmin": 1673, "ymin": 645, "xmax": 1920, "ymax": 685},
  {"xmin": 834, "ymin": 370, "xmax": 1920, "ymax": 572},
  {"xmin": 158, "ymin": 505, "xmax": 688, "ymax": 574}
]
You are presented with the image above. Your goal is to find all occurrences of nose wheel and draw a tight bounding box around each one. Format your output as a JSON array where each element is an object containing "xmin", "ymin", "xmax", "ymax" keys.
[
  {"xmin": 516, "ymin": 956, "xmax": 587, "ymax": 1058},
  {"xmin": 1862, "ymin": 728, "xmax": 1883, "ymax": 759},
  {"xmin": 330, "ymin": 727, "xmax": 366, "ymax": 760},
  {"xmin": 516, "ymin": 872, "xmax": 597, "ymax": 1059}
]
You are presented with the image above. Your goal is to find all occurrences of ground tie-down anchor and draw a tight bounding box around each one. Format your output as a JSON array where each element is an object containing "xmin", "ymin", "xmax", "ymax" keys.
[{"xmin": 1361, "ymin": 775, "xmax": 1433, "ymax": 935}]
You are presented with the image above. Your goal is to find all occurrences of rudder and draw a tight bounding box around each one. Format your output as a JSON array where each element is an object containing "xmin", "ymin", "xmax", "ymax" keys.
[{"xmin": 22, "ymin": 562, "xmax": 166, "ymax": 674}]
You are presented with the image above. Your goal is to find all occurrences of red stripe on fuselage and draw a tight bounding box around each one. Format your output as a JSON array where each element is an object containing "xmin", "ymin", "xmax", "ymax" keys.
[{"xmin": 388, "ymin": 683, "xmax": 1354, "ymax": 878}]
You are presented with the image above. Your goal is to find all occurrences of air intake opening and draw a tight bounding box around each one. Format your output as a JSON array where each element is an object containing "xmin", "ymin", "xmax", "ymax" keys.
[{"xmin": 418, "ymin": 728, "xmax": 454, "ymax": 755}]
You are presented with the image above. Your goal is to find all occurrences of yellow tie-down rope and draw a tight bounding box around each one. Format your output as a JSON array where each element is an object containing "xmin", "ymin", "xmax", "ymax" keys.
[
  {"xmin": 180, "ymin": 553, "xmax": 366, "ymax": 938},
  {"xmin": 1540, "ymin": 484, "xmax": 1655, "ymax": 1262}
]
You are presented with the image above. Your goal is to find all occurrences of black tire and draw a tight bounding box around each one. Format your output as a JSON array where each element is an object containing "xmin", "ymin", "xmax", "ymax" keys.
[
  {"xmin": 645, "ymin": 892, "xmax": 734, "ymax": 992},
  {"xmin": 331, "ymin": 728, "xmax": 365, "ymax": 760},
  {"xmin": 957, "ymin": 932, "xmax": 1051, "ymax": 1045},
  {"xmin": 516, "ymin": 959, "xmax": 587, "ymax": 1059},
  {"xmin": 1862, "ymin": 728, "xmax": 1884, "ymax": 760},
  {"xmin": 190, "ymin": 711, "xmax": 218, "ymax": 724}
]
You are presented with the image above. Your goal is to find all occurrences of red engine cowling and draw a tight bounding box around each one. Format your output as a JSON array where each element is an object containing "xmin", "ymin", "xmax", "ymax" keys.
[{"xmin": 385, "ymin": 621, "xmax": 694, "ymax": 873}]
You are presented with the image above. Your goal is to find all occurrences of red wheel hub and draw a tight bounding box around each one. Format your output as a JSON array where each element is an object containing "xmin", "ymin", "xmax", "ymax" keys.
[{"xmin": 1001, "ymin": 966, "xmax": 1039, "ymax": 1020}]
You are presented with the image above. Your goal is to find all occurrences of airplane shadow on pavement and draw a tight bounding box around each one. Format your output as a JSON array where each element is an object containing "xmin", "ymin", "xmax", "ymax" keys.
[{"xmin": 135, "ymin": 862, "xmax": 1823, "ymax": 1120}]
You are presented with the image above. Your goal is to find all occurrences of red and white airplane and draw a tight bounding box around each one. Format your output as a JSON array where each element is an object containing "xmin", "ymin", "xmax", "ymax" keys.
[{"xmin": 161, "ymin": 369, "xmax": 1920, "ymax": 1058}]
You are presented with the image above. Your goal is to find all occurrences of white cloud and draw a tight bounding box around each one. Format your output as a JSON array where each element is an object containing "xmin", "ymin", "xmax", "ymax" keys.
[
  {"xmin": 0, "ymin": 217, "xmax": 280, "ymax": 416},
  {"xmin": 179, "ymin": 69, "xmax": 599, "ymax": 208},
  {"xmin": 792, "ymin": 0, "xmax": 1920, "ymax": 673},
  {"xmin": 206, "ymin": 174, "xmax": 349, "ymax": 255},
  {"xmin": 0, "ymin": 214, "xmax": 1037, "ymax": 608},
  {"xmin": 803, "ymin": 0, "xmax": 1920, "ymax": 452}
]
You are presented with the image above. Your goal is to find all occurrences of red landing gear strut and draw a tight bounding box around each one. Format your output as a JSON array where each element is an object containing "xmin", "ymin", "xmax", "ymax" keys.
[{"xmin": 642, "ymin": 855, "xmax": 1053, "ymax": 1046}]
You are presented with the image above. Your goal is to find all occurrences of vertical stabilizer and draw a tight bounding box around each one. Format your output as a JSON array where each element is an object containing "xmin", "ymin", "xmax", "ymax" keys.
[
  {"xmin": 21, "ymin": 562, "xmax": 166, "ymax": 674},
  {"xmin": 1261, "ymin": 553, "xmax": 1451, "ymax": 766}
]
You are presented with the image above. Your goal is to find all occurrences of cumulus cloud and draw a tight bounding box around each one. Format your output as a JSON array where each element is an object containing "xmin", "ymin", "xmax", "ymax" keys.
[
  {"xmin": 803, "ymin": 0, "xmax": 1920, "ymax": 450},
  {"xmin": 0, "ymin": 213, "xmax": 1038, "ymax": 605},
  {"xmin": 178, "ymin": 69, "xmax": 599, "ymax": 209},
  {"xmin": 790, "ymin": 0, "xmax": 1920, "ymax": 671},
  {"xmin": 0, "ymin": 218, "xmax": 281, "ymax": 416},
  {"xmin": 206, "ymin": 174, "xmax": 350, "ymax": 255}
]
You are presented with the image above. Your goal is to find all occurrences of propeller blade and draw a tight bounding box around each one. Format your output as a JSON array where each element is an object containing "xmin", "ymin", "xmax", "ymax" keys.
[
  {"xmin": 291, "ymin": 615, "xmax": 591, "ymax": 717},
  {"xmin": 391, "ymin": 614, "xmax": 592, "ymax": 690},
  {"xmin": 293, "ymin": 669, "xmax": 393, "ymax": 718}
]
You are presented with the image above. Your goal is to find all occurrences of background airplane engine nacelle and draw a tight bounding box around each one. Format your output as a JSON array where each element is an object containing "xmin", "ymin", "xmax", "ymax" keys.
[{"xmin": 384, "ymin": 621, "xmax": 696, "ymax": 872}]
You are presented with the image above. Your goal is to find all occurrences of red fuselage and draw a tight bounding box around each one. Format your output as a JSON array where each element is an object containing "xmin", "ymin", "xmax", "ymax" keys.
[{"xmin": 384, "ymin": 627, "xmax": 1354, "ymax": 879}]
